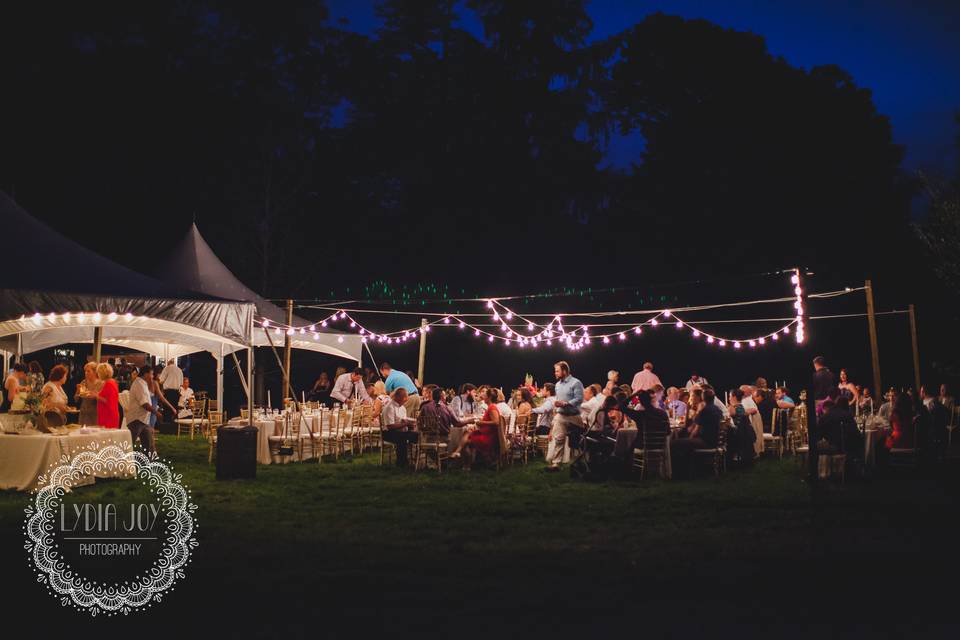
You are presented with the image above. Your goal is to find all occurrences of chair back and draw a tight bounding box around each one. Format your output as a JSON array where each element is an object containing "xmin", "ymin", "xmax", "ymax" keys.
[
  {"xmin": 773, "ymin": 408, "xmax": 792, "ymax": 437},
  {"xmin": 642, "ymin": 427, "xmax": 669, "ymax": 451},
  {"xmin": 240, "ymin": 407, "xmax": 249, "ymax": 420},
  {"xmin": 418, "ymin": 414, "xmax": 444, "ymax": 444},
  {"xmin": 207, "ymin": 399, "xmax": 219, "ymax": 412},
  {"xmin": 497, "ymin": 415, "xmax": 509, "ymax": 454},
  {"xmin": 208, "ymin": 411, "xmax": 223, "ymax": 428}
]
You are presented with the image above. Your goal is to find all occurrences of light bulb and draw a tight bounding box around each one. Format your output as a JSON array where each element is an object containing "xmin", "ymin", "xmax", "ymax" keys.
[
  {"xmin": 663, "ymin": 310, "xmax": 671, "ymax": 318},
  {"xmin": 262, "ymin": 319, "xmax": 270, "ymax": 327},
  {"xmin": 603, "ymin": 336, "xmax": 610, "ymax": 344},
  {"xmin": 308, "ymin": 325, "xmax": 315, "ymax": 332},
  {"xmin": 458, "ymin": 321, "xmax": 465, "ymax": 329},
  {"xmin": 719, "ymin": 340, "xmax": 726, "ymax": 347},
  {"xmin": 488, "ymin": 335, "xmax": 494, "ymax": 342},
  {"xmin": 650, "ymin": 319, "xmax": 658, "ymax": 326},
  {"xmin": 693, "ymin": 330, "xmax": 700, "ymax": 337},
  {"xmin": 734, "ymin": 342, "xmax": 741, "ymax": 349},
  {"xmin": 505, "ymin": 311, "xmax": 513, "ymax": 320},
  {"xmin": 783, "ymin": 327, "xmax": 791, "ymax": 334},
  {"xmin": 108, "ymin": 312, "xmax": 117, "ymax": 321},
  {"xmin": 619, "ymin": 333, "xmax": 626, "ymax": 340},
  {"xmin": 707, "ymin": 336, "xmax": 714, "ymax": 343},
  {"xmin": 474, "ymin": 329, "xmax": 480, "ymax": 336},
  {"xmin": 443, "ymin": 316, "xmax": 450, "ymax": 324},
  {"xmin": 791, "ymin": 274, "xmax": 800, "ymax": 285},
  {"xmin": 527, "ymin": 322, "xmax": 534, "ymax": 331},
  {"xmin": 350, "ymin": 321, "xmax": 356, "ymax": 328},
  {"xmin": 675, "ymin": 320, "xmax": 683, "ymax": 328},
  {"xmin": 772, "ymin": 333, "xmax": 779, "ymax": 341},
  {"xmin": 313, "ymin": 333, "xmax": 319, "ymax": 340},
  {"xmin": 321, "ymin": 321, "xmax": 327, "ymax": 327},
  {"xmin": 748, "ymin": 340, "xmax": 755, "ymax": 347},
  {"xmin": 758, "ymin": 337, "xmax": 765, "ymax": 345},
  {"xmin": 286, "ymin": 328, "xmax": 294, "ymax": 336},
  {"xmin": 634, "ymin": 327, "xmax": 642, "ymax": 334}
]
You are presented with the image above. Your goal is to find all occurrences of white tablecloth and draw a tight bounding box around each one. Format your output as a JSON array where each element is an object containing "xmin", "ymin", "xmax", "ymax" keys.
[
  {"xmin": 0, "ymin": 428, "xmax": 134, "ymax": 492},
  {"xmin": 245, "ymin": 410, "xmax": 354, "ymax": 464},
  {"xmin": 0, "ymin": 412, "xmax": 31, "ymax": 433}
]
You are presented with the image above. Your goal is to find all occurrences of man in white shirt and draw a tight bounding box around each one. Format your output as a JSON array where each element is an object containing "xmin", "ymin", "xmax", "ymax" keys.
[
  {"xmin": 531, "ymin": 383, "xmax": 556, "ymax": 434},
  {"xmin": 128, "ymin": 365, "xmax": 160, "ymax": 454},
  {"xmin": 380, "ymin": 388, "xmax": 418, "ymax": 467},
  {"xmin": 579, "ymin": 383, "xmax": 604, "ymax": 428},
  {"xmin": 631, "ymin": 362, "xmax": 662, "ymax": 392},
  {"xmin": 158, "ymin": 359, "xmax": 183, "ymax": 424},
  {"xmin": 739, "ymin": 385, "xmax": 762, "ymax": 457},
  {"xmin": 685, "ymin": 373, "xmax": 708, "ymax": 391},
  {"xmin": 177, "ymin": 377, "xmax": 195, "ymax": 419},
  {"xmin": 330, "ymin": 367, "xmax": 372, "ymax": 406}
]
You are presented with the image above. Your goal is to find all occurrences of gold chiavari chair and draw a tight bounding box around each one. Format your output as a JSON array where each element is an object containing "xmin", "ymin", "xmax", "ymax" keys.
[
  {"xmin": 766, "ymin": 408, "xmax": 790, "ymax": 458},
  {"xmin": 694, "ymin": 421, "xmax": 728, "ymax": 477},
  {"xmin": 632, "ymin": 427, "xmax": 669, "ymax": 480},
  {"xmin": 240, "ymin": 407, "xmax": 250, "ymax": 421},
  {"xmin": 496, "ymin": 415, "xmax": 510, "ymax": 471},
  {"xmin": 176, "ymin": 398, "xmax": 208, "ymax": 440},
  {"xmin": 414, "ymin": 414, "xmax": 449, "ymax": 473},
  {"xmin": 508, "ymin": 413, "xmax": 533, "ymax": 465},
  {"xmin": 360, "ymin": 404, "xmax": 380, "ymax": 452},
  {"xmin": 207, "ymin": 411, "xmax": 224, "ymax": 464},
  {"xmin": 346, "ymin": 407, "xmax": 365, "ymax": 456}
]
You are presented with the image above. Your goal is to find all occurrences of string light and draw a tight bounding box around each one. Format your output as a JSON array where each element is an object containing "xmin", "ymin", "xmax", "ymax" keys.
[{"xmin": 250, "ymin": 269, "xmax": 810, "ymax": 351}]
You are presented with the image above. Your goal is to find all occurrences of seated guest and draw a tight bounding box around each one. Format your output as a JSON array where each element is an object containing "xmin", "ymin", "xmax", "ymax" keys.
[
  {"xmin": 938, "ymin": 384, "xmax": 954, "ymax": 413},
  {"xmin": 603, "ymin": 370, "xmax": 620, "ymax": 395},
  {"xmin": 515, "ymin": 388, "xmax": 534, "ymax": 420},
  {"xmin": 310, "ymin": 372, "xmax": 331, "ymax": 402},
  {"xmin": 380, "ymin": 388, "xmax": 419, "ymax": 467},
  {"xmin": 817, "ymin": 398, "xmax": 859, "ymax": 455},
  {"xmin": 858, "ymin": 387, "xmax": 875, "ymax": 415},
  {"xmin": 531, "ymin": 383, "xmax": 556, "ymax": 435},
  {"xmin": 687, "ymin": 388, "xmax": 704, "ymax": 422},
  {"xmin": 703, "ymin": 384, "xmax": 730, "ymax": 419},
  {"xmin": 330, "ymin": 367, "xmax": 372, "ymax": 407},
  {"xmin": 920, "ymin": 384, "xmax": 949, "ymax": 459},
  {"xmin": 419, "ymin": 387, "xmax": 475, "ymax": 451},
  {"xmin": 177, "ymin": 377, "xmax": 195, "ymax": 418},
  {"xmin": 451, "ymin": 383, "xmax": 478, "ymax": 418},
  {"xmin": 619, "ymin": 389, "xmax": 670, "ymax": 438},
  {"xmin": 495, "ymin": 388, "xmax": 515, "ymax": 432},
  {"xmin": 884, "ymin": 394, "xmax": 915, "ymax": 450},
  {"xmin": 371, "ymin": 381, "xmax": 390, "ymax": 424},
  {"xmin": 878, "ymin": 388, "xmax": 897, "ymax": 422},
  {"xmin": 665, "ymin": 386, "xmax": 687, "ymax": 419},
  {"xmin": 672, "ymin": 389, "xmax": 723, "ymax": 476},
  {"xmin": 685, "ymin": 372, "xmax": 708, "ymax": 391},
  {"xmin": 452, "ymin": 387, "xmax": 501, "ymax": 469},
  {"xmin": 739, "ymin": 385, "xmax": 759, "ymax": 419},
  {"xmin": 579, "ymin": 383, "xmax": 604, "ymax": 426},
  {"xmin": 775, "ymin": 387, "xmax": 796, "ymax": 408},
  {"xmin": 650, "ymin": 383, "xmax": 666, "ymax": 410}
]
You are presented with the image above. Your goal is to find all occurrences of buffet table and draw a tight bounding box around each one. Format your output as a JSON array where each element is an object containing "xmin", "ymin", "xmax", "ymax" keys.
[{"xmin": 0, "ymin": 427, "xmax": 134, "ymax": 492}]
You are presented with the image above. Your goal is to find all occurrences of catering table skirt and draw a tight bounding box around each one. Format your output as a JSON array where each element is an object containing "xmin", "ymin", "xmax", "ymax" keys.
[
  {"xmin": 613, "ymin": 428, "xmax": 673, "ymax": 479},
  {"xmin": 0, "ymin": 428, "xmax": 134, "ymax": 492},
  {"xmin": 233, "ymin": 411, "xmax": 355, "ymax": 464},
  {"xmin": 864, "ymin": 427, "xmax": 891, "ymax": 467}
]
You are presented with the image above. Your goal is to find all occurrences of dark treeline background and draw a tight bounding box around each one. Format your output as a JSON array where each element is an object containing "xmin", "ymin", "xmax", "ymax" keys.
[{"xmin": 2, "ymin": 1, "xmax": 957, "ymax": 399}]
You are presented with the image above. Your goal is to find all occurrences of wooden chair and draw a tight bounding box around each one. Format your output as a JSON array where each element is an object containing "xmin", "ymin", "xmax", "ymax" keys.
[
  {"xmin": 345, "ymin": 408, "xmax": 365, "ymax": 456},
  {"xmin": 207, "ymin": 411, "xmax": 224, "ymax": 464},
  {"xmin": 360, "ymin": 404, "xmax": 380, "ymax": 452},
  {"xmin": 694, "ymin": 422, "xmax": 728, "ymax": 477},
  {"xmin": 240, "ymin": 407, "xmax": 249, "ymax": 421},
  {"xmin": 207, "ymin": 398, "xmax": 219, "ymax": 412},
  {"xmin": 176, "ymin": 398, "xmax": 208, "ymax": 440},
  {"xmin": 765, "ymin": 408, "xmax": 789, "ymax": 458},
  {"xmin": 888, "ymin": 417, "xmax": 919, "ymax": 467},
  {"xmin": 268, "ymin": 413, "xmax": 303, "ymax": 463},
  {"xmin": 633, "ymin": 428, "xmax": 669, "ymax": 480},
  {"xmin": 496, "ymin": 415, "xmax": 510, "ymax": 471},
  {"xmin": 509, "ymin": 413, "xmax": 534, "ymax": 465},
  {"xmin": 414, "ymin": 414, "xmax": 449, "ymax": 473}
]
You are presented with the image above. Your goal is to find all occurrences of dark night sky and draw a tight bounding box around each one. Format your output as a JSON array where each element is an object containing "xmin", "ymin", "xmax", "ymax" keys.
[{"xmin": 329, "ymin": 0, "xmax": 960, "ymax": 173}]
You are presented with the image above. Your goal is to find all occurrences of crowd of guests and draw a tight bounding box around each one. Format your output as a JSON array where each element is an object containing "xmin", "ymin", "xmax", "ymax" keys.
[{"xmin": 2, "ymin": 357, "xmax": 205, "ymax": 456}]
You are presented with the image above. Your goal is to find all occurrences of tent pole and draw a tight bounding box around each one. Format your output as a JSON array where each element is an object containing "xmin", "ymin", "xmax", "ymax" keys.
[
  {"xmin": 282, "ymin": 299, "xmax": 293, "ymax": 404},
  {"xmin": 217, "ymin": 342, "xmax": 225, "ymax": 415},
  {"xmin": 2, "ymin": 350, "xmax": 8, "ymax": 377},
  {"xmin": 417, "ymin": 318, "xmax": 427, "ymax": 385},
  {"xmin": 92, "ymin": 327, "xmax": 102, "ymax": 364},
  {"xmin": 247, "ymin": 315, "xmax": 255, "ymax": 424}
]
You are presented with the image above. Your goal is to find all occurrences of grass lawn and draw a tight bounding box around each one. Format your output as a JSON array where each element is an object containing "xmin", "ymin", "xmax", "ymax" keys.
[{"xmin": 1, "ymin": 434, "xmax": 958, "ymax": 638}]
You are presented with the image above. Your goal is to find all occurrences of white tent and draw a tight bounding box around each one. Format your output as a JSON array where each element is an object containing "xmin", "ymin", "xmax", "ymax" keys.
[
  {"xmin": 153, "ymin": 223, "xmax": 362, "ymax": 362},
  {"xmin": 0, "ymin": 192, "xmax": 257, "ymax": 414}
]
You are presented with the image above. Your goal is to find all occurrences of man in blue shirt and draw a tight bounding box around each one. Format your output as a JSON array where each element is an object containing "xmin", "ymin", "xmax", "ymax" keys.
[
  {"xmin": 380, "ymin": 362, "xmax": 421, "ymax": 416},
  {"xmin": 546, "ymin": 360, "xmax": 584, "ymax": 471}
]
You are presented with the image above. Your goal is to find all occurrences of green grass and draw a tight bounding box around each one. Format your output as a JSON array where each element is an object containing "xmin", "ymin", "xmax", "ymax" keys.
[{"xmin": 1, "ymin": 435, "xmax": 957, "ymax": 637}]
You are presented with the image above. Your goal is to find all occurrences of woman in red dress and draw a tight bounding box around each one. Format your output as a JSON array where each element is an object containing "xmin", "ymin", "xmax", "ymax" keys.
[
  {"xmin": 884, "ymin": 394, "xmax": 915, "ymax": 450},
  {"xmin": 95, "ymin": 363, "xmax": 120, "ymax": 429},
  {"xmin": 453, "ymin": 387, "xmax": 501, "ymax": 469}
]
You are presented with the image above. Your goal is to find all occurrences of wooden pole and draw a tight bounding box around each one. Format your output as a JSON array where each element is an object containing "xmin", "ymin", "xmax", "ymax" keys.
[
  {"xmin": 92, "ymin": 326, "xmax": 103, "ymax": 364},
  {"xmin": 864, "ymin": 280, "xmax": 882, "ymax": 401},
  {"xmin": 909, "ymin": 304, "xmax": 921, "ymax": 393},
  {"xmin": 417, "ymin": 318, "xmax": 427, "ymax": 385},
  {"xmin": 247, "ymin": 314, "xmax": 255, "ymax": 423},
  {"xmin": 282, "ymin": 299, "xmax": 293, "ymax": 404}
]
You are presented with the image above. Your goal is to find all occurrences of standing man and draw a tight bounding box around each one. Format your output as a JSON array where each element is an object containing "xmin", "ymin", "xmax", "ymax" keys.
[
  {"xmin": 330, "ymin": 367, "xmax": 372, "ymax": 407},
  {"xmin": 531, "ymin": 383, "xmax": 556, "ymax": 435},
  {"xmin": 380, "ymin": 362, "xmax": 421, "ymax": 416},
  {"xmin": 128, "ymin": 365, "xmax": 160, "ymax": 455},
  {"xmin": 157, "ymin": 358, "xmax": 183, "ymax": 424},
  {"xmin": 380, "ymin": 388, "xmax": 419, "ymax": 467},
  {"xmin": 685, "ymin": 372, "xmax": 708, "ymax": 391},
  {"xmin": 546, "ymin": 361, "xmax": 584, "ymax": 472},
  {"xmin": 631, "ymin": 362, "xmax": 662, "ymax": 392},
  {"xmin": 812, "ymin": 356, "xmax": 835, "ymax": 417}
]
